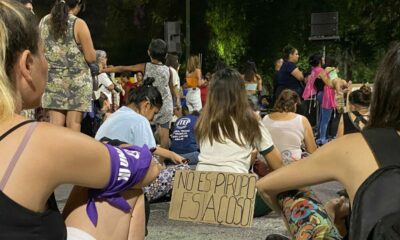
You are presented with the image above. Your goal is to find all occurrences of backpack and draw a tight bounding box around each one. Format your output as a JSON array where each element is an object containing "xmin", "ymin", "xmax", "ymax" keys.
[
  {"xmin": 314, "ymin": 77, "xmax": 325, "ymax": 92},
  {"xmin": 349, "ymin": 128, "xmax": 400, "ymax": 240}
]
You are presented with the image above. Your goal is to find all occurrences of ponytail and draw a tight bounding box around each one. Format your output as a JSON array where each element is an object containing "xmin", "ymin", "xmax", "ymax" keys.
[
  {"xmin": 50, "ymin": 0, "xmax": 69, "ymax": 39},
  {"xmin": 50, "ymin": 0, "xmax": 82, "ymax": 40},
  {"xmin": 349, "ymin": 84, "xmax": 372, "ymax": 107},
  {"xmin": 128, "ymin": 77, "xmax": 163, "ymax": 109}
]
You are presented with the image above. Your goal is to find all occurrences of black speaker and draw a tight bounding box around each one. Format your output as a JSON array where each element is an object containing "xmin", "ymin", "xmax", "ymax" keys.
[
  {"xmin": 309, "ymin": 12, "xmax": 339, "ymax": 41},
  {"xmin": 164, "ymin": 21, "xmax": 182, "ymax": 54}
]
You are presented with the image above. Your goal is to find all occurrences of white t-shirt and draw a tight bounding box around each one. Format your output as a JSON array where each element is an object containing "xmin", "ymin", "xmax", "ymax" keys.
[
  {"xmin": 196, "ymin": 120, "xmax": 274, "ymax": 173},
  {"xmin": 262, "ymin": 114, "xmax": 305, "ymax": 163},
  {"xmin": 97, "ymin": 73, "xmax": 113, "ymax": 103}
]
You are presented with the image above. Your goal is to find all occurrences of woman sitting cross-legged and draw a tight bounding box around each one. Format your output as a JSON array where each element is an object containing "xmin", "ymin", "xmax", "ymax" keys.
[
  {"xmin": 262, "ymin": 89, "xmax": 317, "ymax": 164},
  {"xmin": 195, "ymin": 67, "xmax": 283, "ymax": 217}
]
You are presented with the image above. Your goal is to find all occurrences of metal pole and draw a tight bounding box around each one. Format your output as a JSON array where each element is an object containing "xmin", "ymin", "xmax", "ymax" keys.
[
  {"xmin": 185, "ymin": 0, "xmax": 190, "ymax": 63},
  {"xmin": 344, "ymin": 50, "xmax": 348, "ymax": 79}
]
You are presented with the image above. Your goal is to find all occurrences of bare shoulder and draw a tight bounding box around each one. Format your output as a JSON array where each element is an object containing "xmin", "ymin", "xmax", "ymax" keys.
[
  {"xmin": 306, "ymin": 133, "xmax": 366, "ymax": 168},
  {"xmin": 34, "ymin": 122, "xmax": 91, "ymax": 141},
  {"xmin": 31, "ymin": 122, "xmax": 105, "ymax": 157},
  {"xmin": 300, "ymin": 115, "xmax": 312, "ymax": 128},
  {"xmin": 328, "ymin": 132, "xmax": 379, "ymax": 200},
  {"xmin": 74, "ymin": 18, "xmax": 88, "ymax": 28},
  {"xmin": 320, "ymin": 133, "xmax": 375, "ymax": 175},
  {"xmin": 321, "ymin": 133, "xmax": 366, "ymax": 156},
  {"xmin": 300, "ymin": 115, "xmax": 309, "ymax": 123}
]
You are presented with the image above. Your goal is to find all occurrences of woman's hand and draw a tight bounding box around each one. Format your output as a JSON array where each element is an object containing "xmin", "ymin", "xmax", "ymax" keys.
[
  {"xmin": 169, "ymin": 152, "xmax": 186, "ymax": 164},
  {"xmin": 153, "ymin": 147, "xmax": 187, "ymax": 164}
]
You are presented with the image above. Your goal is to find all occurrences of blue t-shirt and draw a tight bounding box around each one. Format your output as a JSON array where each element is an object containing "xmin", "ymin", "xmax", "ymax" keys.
[
  {"xmin": 276, "ymin": 60, "xmax": 302, "ymax": 92},
  {"xmin": 170, "ymin": 114, "xmax": 198, "ymax": 154},
  {"xmin": 95, "ymin": 106, "xmax": 156, "ymax": 148}
]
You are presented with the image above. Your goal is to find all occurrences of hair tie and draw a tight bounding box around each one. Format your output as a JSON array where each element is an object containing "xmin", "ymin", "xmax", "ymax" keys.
[{"xmin": 60, "ymin": 0, "xmax": 66, "ymax": 4}]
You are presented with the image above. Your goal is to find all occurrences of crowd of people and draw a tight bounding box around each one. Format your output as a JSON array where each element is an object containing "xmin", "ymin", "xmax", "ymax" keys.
[{"xmin": 1, "ymin": 0, "xmax": 400, "ymax": 239}]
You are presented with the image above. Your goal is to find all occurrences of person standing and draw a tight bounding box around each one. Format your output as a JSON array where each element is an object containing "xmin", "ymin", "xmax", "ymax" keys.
[
  {"xmin": 39, "ymin": 0, "xmax": 96, "ymax": 132},
  {"xmin": 274, "ymin": 45, "xmax": 304, "ymax": 100},
  {"xmin": 243, "ymin": 61, "xmax": 263, "ymax": 107},
  {"xmin": 165, "ymin": 53, "xmax": 181, "ymax": 110},
  {"xmin": 102, "ymin": 39, "xmax": 174, "ymax": 158},
  {"xmin": 94, "ymin": 50, "xmax": 114, "ymax": 106},
  {"xmin": 186, "ymin": 55, "xmax": 204, "ymax": 112},
  {"xmin": 316, "ymin": 58, "xmax": 339, "ymax": 145}
]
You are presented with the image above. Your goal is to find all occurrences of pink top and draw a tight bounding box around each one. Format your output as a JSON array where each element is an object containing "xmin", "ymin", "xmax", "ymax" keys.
[
  {"xmin": 321, "ymin": 77, "xmax": 336, "ymax": 109},
  {"xmin": 302, "ymin": 66, "xmax": 324, "ymax": 100}
]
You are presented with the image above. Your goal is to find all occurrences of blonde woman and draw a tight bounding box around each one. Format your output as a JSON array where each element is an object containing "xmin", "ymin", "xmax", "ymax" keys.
[
  {"xmin": 0, "ymin": 1, "xmax": 160, "ymax": 239},
  {"xmin": 186, "ymin": 55, "xmax": 204, "ymax": 112}
]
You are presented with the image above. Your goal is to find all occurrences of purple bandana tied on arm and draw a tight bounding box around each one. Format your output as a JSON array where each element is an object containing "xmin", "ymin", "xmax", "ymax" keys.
[{"xmin": 86, "ymin": 144, "xmax": 152, "ymax": 226}]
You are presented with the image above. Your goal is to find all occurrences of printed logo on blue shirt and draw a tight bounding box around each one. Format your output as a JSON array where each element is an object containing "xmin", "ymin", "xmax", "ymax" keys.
[{"xmin": 175, "ymin": 117, "xmax": 191, "ymax": 130}]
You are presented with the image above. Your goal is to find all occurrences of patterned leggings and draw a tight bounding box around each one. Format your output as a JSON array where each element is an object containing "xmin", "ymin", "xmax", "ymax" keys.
[
  {"xmin": 143, "ymin": 164, "xmax": 190, "ymax": 202},
  {"xmin": 278, "ymin": 189, "xmax": 342, "ymax": 240}
]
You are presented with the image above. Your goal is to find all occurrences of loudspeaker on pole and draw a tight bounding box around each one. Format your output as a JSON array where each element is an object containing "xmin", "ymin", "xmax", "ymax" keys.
[
  {"xmin": 164, "ymin": 21, "xmax": 182, "ymax": 54},
  {"xmin": 309, "ymin": 12, "xmax": 339, "ymax": 41}
]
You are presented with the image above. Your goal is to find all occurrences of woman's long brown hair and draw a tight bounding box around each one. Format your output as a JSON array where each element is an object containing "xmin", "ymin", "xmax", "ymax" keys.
[{"xmin": 195, "ymin": 68, "xmax": 262, "ymax": 147}]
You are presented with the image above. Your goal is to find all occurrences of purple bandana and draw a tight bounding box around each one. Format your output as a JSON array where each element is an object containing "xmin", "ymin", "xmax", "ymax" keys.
[{"xmin": 86, "ymin": 144, "xmax": 152, "ymax": 226}]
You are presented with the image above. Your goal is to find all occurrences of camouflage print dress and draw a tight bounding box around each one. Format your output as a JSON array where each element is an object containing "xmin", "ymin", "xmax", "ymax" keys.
[{"xmin": 39, "ymin": 14, "xmax": 92, "ymax": 112}]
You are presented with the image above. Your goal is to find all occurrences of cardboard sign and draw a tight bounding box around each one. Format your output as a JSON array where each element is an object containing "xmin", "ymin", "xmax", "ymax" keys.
[{"xmin": 169, "ymin": 170, "xmax": 257, "ymax": 227}]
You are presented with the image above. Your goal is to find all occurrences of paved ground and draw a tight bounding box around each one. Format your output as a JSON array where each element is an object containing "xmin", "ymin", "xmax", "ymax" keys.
[{"xmin": 55, "ymin": 181, "xmax": 342, "ymax": 240}]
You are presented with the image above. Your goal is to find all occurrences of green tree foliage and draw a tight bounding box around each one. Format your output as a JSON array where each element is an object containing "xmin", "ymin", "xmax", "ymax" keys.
[
  {"xmin": 205, "ymin": 0, "xmax": 248, "ymax": 66},
  {"xmin": 33, "ymin": 0, "xmax": 400, "ymax": 83}
]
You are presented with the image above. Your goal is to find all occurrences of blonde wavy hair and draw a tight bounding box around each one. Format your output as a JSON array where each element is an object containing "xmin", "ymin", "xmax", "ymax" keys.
[
  {"xmin": 0, "ymin": 0, "xmax": 39, "ymax": 121},
  {"xmin": 186, "ymin": 55, "xmax": 200, "ymax": 73}
]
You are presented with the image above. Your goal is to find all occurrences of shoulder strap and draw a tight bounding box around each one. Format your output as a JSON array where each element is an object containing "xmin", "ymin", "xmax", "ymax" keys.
[
  {"xmin": 0, "ymin": 120, "xmax": 35, "ymax": 142},
  {"xmin": 0, "ymin": 122, "xmax": 38, "ymax": 190},
  {"xmin": 352, "ymin": 111, "xmax": 368, "ymax": 124},
  {"xmin": 143, "ymin": 62, "xmax": 149, "ymax": 75},
  {"xmin": 361, "ymin": 128, "xmax": 400, "ymax": 168}
]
